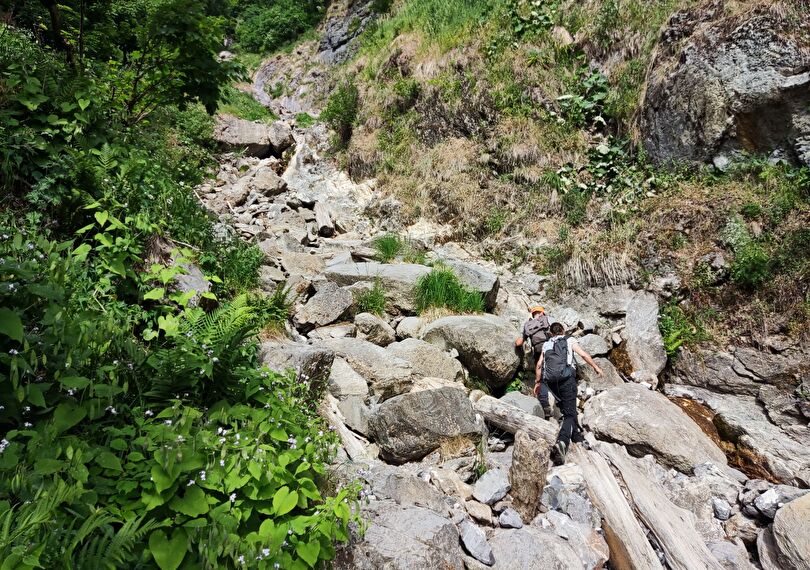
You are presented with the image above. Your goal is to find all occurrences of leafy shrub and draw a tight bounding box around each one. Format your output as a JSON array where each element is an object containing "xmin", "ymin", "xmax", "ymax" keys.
[
  {"xmin": 235, "ymin": 0, "xmax": 325, "ymax": 53},
  {"xmin": 722, "ymin": 216, "xmax": 772, "ymax": 290},
  {"xmin": 373, "ymin": 234, "xmax": 405, "ymax": 262},
  {"xmin": 321, "ymin": 80, "xmax": 359, "ymax": 147},
  {"xmin": 658, "ymin": 301, "xmax": 711, "ymax": 357},
  {"xmin": 371, "ymin": 0, "xmax": 395, "ymax": 13},
  {"xmin": 557, "ymin": 63, "xmax": 609, "ymax": 127},
  {"xmin": 508, "ymin": 0, "xmax": 557, "ymax": 37},
  {"xmin": 354, "ymin": 281, "xmax": 387, "ymax": 315},
  {"xmin": 213, "ymin": 241, "xmax": 267, "ymax": 293},
  {"xmin": 296, "ymin": 112, "xmax": 316, "ymax": 128},
  {"xmin": 741, "ymin": 202, "xmax": 762, "ymax": 219},
  {"xmin": 413, "ymin": 266, "xmax": 485, "ymax": 314}
]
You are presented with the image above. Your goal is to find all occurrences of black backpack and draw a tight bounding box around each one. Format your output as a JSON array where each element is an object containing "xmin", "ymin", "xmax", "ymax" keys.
[{"xmin": 543, "ymin": 336, "xmax": 572, "ymax": 382}]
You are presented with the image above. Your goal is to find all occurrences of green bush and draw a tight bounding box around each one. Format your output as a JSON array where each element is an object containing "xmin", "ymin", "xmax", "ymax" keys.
[
  {"xmin": 218, "ymin": 86, "xmax": 277, "ymax": 123},
  {"xmin": 235, "ymin": 1, "xmax": 325, "ymax": 54},
  {"xmin": 413, "ymin": 266, "xmax": 486, "ymax": 314},
  {"xmin": 295, "ymin": 112, "xmax": 316, "ymax": 128},
  {"xmin": 658, "ymin": 301, "xmax": 711, "ymax": 357},
  {"xmin": 354, "ymin": 281, "xmax": 387, "ymax": 315},
  {"xmin": 321, "ymin": 80, "xmax": 359, "ymax": 147},
  {"xmin": 731, "ymin": 242, "xmax": 772, "ymax": 290},
  {"xmin": 373, "ymin": 234, "xmax": 405, "ymax": 262}
]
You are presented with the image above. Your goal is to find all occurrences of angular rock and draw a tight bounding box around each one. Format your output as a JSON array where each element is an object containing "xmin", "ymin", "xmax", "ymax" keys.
[
  {"xmin": 459, "ymin": 518, "xmax": 495, "ymax": 566},
  {"xmin": 373, "ymin": 472, "xmax": 448, "ymax": 515},
  {"xmin": 486, "ymin": 527, "xmax": 582, "ymax": 569},
  {"xmin": 464, "ymin": 501, "xmax": 493, "ymax": 526},
  {"xmin": 368, "ymin": 386, "xmax": 483, "ymax": 464},
  {"xmin": 213, "ymin": 114, "xmax": 291, "ymax": 158},
  {"xmin": 757, "ymin": 527, "xmax": 783, "ymax": 570},
  {"xmin": 473, "ymin": 468, "xmax": 511, "ymax": 506},
  {"xmin": 250, "ymin": 166, "xmax": 287, "ymax": 196},
  {"xmin": 541, "ymin": 466, "xmax": 601, "ymax": 530},
  {"xmin": 536, "ymin": 510, "xmax": 610, "ymax": 570},
  {"xmin": 498, "ymin": 508, "xmax": 523, "ymax": 529},
  {"xmin": 707, "ymin": 540, "xmax": 756, "ymax": 570},
  {"xmin": 294, "ymin": 282, "xmax": 353, "ymax": 331},
  {"xmin": 281, "ymin": 252, "xmax": 327, "ymax": 279},
  {"xmin": 386, "ymin": 338, "xmax": 465, "ymax": 383},
  {"xmin": 578, "ymin": 357, "xmax": 624, "ymax": 391},
  {"xmin": 509, "ymin": 430, "xmax": 550, "ymax": 522},
  {"xmin": 397, "ymin": 316, "xmax": 425, "ymax": 339},
  {"xmin": 267, "ymin": 120, "xmax": 294, "ymax": 155},
  {"xmin": 328, "ymin": 357, "xmax": 368, "ymax": 399},
  {"xmin": 428, "ymin": 467, "xmax": 473, "ymax": 501},
  {"xmin": 341, "ymin": 504, "xmax": 463, "ymax": 570},
  {"xmin": 713, "ymin": 498, "xmax": 732, "ymax": 521},
  {"xmin": 258, "ymin": 341, "xmax": 334, "ymax": 389},
  {"xmin": 325, "ymin": 262, "xmax": 431, "ymax": 313},
  {"xmin": 442, "ymin": 259, "xmax": 500, "ymax": 312},
  {"xmin": 583, "ymin": 383, "xmax": 727, "ymax": 473},
  {"xmin": 577, "ymin": 334, "xmax": 610, "ymax": 357},
  {"xmin": 323, "ymin": 337, "xmax": 414, "ymax": 400},
  {"xmin": 308, "ymin": 323, "xmax": 356, "ymax": 341},
  {"xmin": 354, "ymin": 312, "xmax": 396, "ymax": 347},
  {"xmin": 499, "ymin": 392, "xmax": 542, "ymax": 417},
  {"xmin": 754, "ymin": 485, "xmax": 809, "ymax": 521},
  {"xmin": 773, "ymin": 493, "xmax": 810, "ymax": 569},
  {"xmin": 422, "ymin": 315, "xmax": 520, "ymax": 388}
]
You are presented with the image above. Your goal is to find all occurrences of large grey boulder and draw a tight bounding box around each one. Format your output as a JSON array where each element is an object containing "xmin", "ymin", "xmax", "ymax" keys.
[
  {"xmin": 583, "ymin": 383, "xmax": 727, "ymax": 473},
  {"xmin": 322, "ymin": 337, "xmax": 414, "ymax": 400},
  {"xmin": 536, "ymin": 510, "xmax": 610, "ymax": 570},
  {"xmin": 772, "ymin": 493, "xmax": 810, "ymax": 570},
  {"xmin": 325, "ymin": 262, "xmax": 431, "ymax": 313},
  {"xmin": 473, "ymin": 468, "xmax": 511, "ymax": 506},
  {"xmin": 499, "ymin": 392, "xmax": 542, "ymax": 417},
  {"xmin": 639, "ymin": 7, "xmax": 810, "ymax": 167},
  {"xmin": 577, "ymin": 334, "xmax": 610, "ymax": 357},
  {"xmin": 442, "ymin": 259, "xmax": 500, "ymax": 312},
  {"xmin": 707, "ymin": 540, "xmax": 755, "ymax": 570},
  {"xmin": 340, "ymin": 504, "xmax": 463, "ymax": 570},
  {"xmin": 368, "ymin": 386, "xmax": 484, "ymax": 464},
  {"xmin": 577, "ymin": 357, "xmax": 624, "ymax": 392},
  {"xmin": 422, "ymin": 315, "xmax": 520, "ymax": 389},
  {"xmin": 354, "ymin": 312, "xmax": 396, "ymax": 346},
  {"xmin": 258, "ymin": 340, "xmax": 334, "ymax": 390},
  {"xmin": 328, "ymin": 358, "xmax": 370, "ymax": 435},
  {"xmin": 386, "ymin": 338, "xmax": 465, "ymax": 383},
  {"xmin": 485, "ymin": 527, "xmax": 582, "ymax": 569},
  {"xmin": 294, "ymin": 282, "xmax": 353, "ymax": 331},
  {"xmin": 396, "ymin": 316, "xmax": 425, "ymax": 339},
  {"xmin": 509, "ymin": 430, "xmax": 550, "ymax": 522},
  {"xmin": 459, "ymin": 519, "xmax": 495, "ymax": 566},
  {"xmin": 213, "ymin": 114, "xmax": 293, "ymax": 157}
]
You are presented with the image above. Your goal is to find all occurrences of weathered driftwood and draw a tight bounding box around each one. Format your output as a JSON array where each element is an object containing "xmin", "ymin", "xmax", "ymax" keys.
[
  {"xmin": 470, "ymin": 392, "xmax": 556, "ymax": 444},
  {"xmin": 569, "ymin": 445, "xmax": 663, "ymax": 570},
  {"xmin": 314, "ymin": 202, "xmax": 334, "ymax": 237},
  {"xmin": 600, "ymin": 443, "xmax": 725, "ymax": 570},
  {"xmin": 321, "ymin": 394, "xmax": 370, "ymax": 461}
]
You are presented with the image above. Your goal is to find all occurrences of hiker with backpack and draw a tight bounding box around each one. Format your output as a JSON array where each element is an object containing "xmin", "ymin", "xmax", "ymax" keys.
[
  {"xmin": 533, "ymin": 322, "xmax": 604, "ymax": 465},
  {"xmin": 515, "ymin": 305, "xmax": 552, "ymax": 418}
]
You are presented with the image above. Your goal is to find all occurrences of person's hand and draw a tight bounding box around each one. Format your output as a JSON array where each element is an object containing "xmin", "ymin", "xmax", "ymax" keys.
[
  {"xmin": 595, "ymin": 367, "xmax": 604, "ymax": 377},
  {"xmin": 515, "ymin": 337, "xmax": 524, "ymax": 347},
  {"xmin": 533, "ymin": 382, "xmax": 541, "ymax": 396}
]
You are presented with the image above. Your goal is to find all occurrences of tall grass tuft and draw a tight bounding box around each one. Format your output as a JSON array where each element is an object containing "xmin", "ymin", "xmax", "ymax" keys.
[
  {"xmin": 373, "ymin": 233, "xmax": 405, "ymax": 262},
  {"xmin": 355, "ymin": 280, "xmax": 387, "ymax": 315},
  {"xmin": 414, "ymin": 266, "xmax": 485, "ymax": 314}
]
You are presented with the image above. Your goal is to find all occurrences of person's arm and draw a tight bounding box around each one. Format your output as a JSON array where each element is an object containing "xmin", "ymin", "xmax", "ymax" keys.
[
  {"xmin": 515, "ymin": 336, "xmax": 524, "ymax": 347},
  {"xmin": 533, "ymin": 353, "xmax": 544, "ymax": 395},
  {"xmin": 573, "ymin": 344, "xmax": 604, "ymax": 376}
]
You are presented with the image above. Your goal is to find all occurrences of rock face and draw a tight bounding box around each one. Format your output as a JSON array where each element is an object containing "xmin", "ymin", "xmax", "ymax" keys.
[
  {"xmin": 486, "ymin": 527, "xmax": 582, "ymax": 569},
  {"xmin": 499, "ymin": 392, "xmax": 542, "ymax": 417},
  {"xmin": 509, "ymin": 430, "xmax": 550, "ymax": 522},
  {"xmin": 294, "ymin": 282, "xmax": 353, "ymax": 331},
  {"xmin": 639, "ymin": 6, "xmax": 810, "ymax": 167},
  {"xmin": 771, "ymin": 492, "xmax": 810, "ymax": 569},
  {"xmin": 583, "ymin": 383, "xmax": 727, "ymax": 473},
  {"xmin": 325, "ymin": 262, "xmax": 431, "ymax": 313},
  {"xmin": 212, "ymin": 114, "xmax": 293, "ymax": 158},
  {"xmin": 367, "ymin": 386, "xmax": 484, "ymax": 464},
  {"xmin": 322, "ymin": 337, "xmax": 414, "ymax": 400},
  {"xmin": 340, "ymin": 504, "xmax": 463, "ymax": 570},
  {"xmin": 386, "ymin": 338, "xmax": 465, "ymax": 383},
  {"xmin": 422, "ymin": 315, "xmax": 520, "ymax": 388}
]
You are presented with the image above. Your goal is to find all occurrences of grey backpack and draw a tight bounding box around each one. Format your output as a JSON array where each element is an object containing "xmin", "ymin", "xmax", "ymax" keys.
[{"xmin": 525, "ymin": 315, "xmax": 550, "ymax": 348}]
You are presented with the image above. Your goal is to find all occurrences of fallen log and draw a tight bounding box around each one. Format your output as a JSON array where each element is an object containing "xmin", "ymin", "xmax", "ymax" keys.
[
  {"xmin": 600, "ymin": 443, "xmax": 724, "ymax": 570},
  {"xmin": 314, "ymin": 202, "xmax": 334, "ymax": 237},
  {"xmin": 470, "ymin": 392, "xmax": 556, "ymax": 444},
  {"xmin": 569, "ymin": 445, "xmax": 663, "ymax": 570}
]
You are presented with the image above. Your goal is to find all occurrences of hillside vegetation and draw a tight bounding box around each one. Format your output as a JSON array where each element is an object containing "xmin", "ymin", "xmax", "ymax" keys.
[
  {"xmin": 325, "ymin": 0, "xmax": 809, "ymax": 345},
  {"xmin": 0, "ymin": 2, "xmax": 355, "ymax": 568}
]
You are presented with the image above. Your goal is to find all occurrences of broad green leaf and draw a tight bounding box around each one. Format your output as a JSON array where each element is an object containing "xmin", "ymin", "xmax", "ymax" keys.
[
  {"xmin": 53, "ymin": 402, "xmax": 86, "ymax": 434},
  {"xmin": 0, "ymin": 309, "xmax": 23, "ymax": 342},
  {"xmin": 108, "ymin": 258, "xmax": 126, "ymax": 277},
  {"xmin": 77, "ymin": 98, "xmax": 91, "ymax": 111},
  {"xmin": 26, "ymin": 384, "xmax": 46, "ymax": 408},
  {"xmin": 151, "ymin": 465, "xmax": 177, "ymax": 493},
  {"xmin": 169, "ymin": 485, "xmax": 209, "ymax": 517},
  {"xmin": 148, "ymin": 528, "xmax": 187, "ymax": 570},
  {"xmin": 270, "ymin": 428, "xmax": 288, "ymax": 442},
  {"xmin": 34, "ymin": 458, "xmax": 64, "ymax": 475},
  {"xmin": 296, "ymin": 540, "xmax": 320, "ymax": 568},
  {"xmin": 143, "ymin": 288, "xmax": 165, "ymax": 301},
  {"xmin": 95, "ymin": 451, "xmax": 123, "ymax": 472},
  {"xmin": 59, "ymin": 376, "xmax": 90, "ymax": 390},
  {"xmin": 272, "ymin": 486, "xmax": 298, "ymax": 517},
  {"xmin": 94, "ymin": 211, "xmax": 108, "ymax": 227}
]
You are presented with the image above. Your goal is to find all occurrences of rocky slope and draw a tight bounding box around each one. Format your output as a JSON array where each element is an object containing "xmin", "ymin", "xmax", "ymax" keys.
[{"xmin": 197, "ymin": 2, "xmax": 809, "ymax": 568}]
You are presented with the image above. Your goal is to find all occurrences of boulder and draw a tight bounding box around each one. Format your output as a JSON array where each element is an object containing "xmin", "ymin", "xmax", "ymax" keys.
[
  {"xmin": 577, "ymin": 357, "xmax": 624, "ymax": 391},
  {"xmin": 322, "ymin": 337, "xmax": 414, "ymax": 400},
  {"xmin": 328, "ymin": 357, "xmax": 368, "ymax": 399},
  {"xmin": 213, "ymin": 114, "xmax": 292, "ymax": 158},
  {"xmin": 486, "ymin": 527, "xmax": 582, "ymax": 569},
  {"xmin": 583, "ymin": 383, "xmax": 727, "ymax": 473},
  {"xmin": 281, "ymin": 252, "xmax": 327, "ymax": 279},
  {"xmin": 499, "ymin": 392, "xmax": 542, "ymax": 417},
  {"xmin": 577, "ymin": 334, "xmax": 610, "ymax": 357},
  {"xmin": 428, "ymin": 467, "xmax": 473, "ymax": 501},
  {"xmin": 772, "ymin": 493, "xmax": 810, "ymax": 569},
  {"xmin": 442, "ymin": 259, "xmax": 500, "ymax": 312},
  {"xmin": 294, "ymin": 282, "xmax": 353, "ymax": 331},
  {"xmin": 308, "ymin": 323, "xmax": 356, "ymax": 341},
  {"xmin": 473, "ymin": 468, "xmax": 511, "ymax": 506},
  {"xmin": 386, "ymin": 338, "xmax": 465, "ymax": 383},
  {"xmin": 459, "ymin": 518, "xmax": 495, "ymax": 566},
  {"xmin": 250, "ymin": 166, "xmax": 287, "ymax": 196},
  {"xmin": 355, "ymin": 312, "xmax": 396, "ymax": 347},
  {"xmin": 498, "ymin": 508, "xmax": 523, "ymax": 529},
  {"xmin": 509, "ymin": 430, "xmax": 550, "ymax": 522},
  {"xmin": 536, "ymin": 510, "xmax": 610, "ymax": 570},
  {"xmin": 707, "ymin": 540, "xmax": 756, "ymax": 570},
  {"xmin": 340, "ymin": 504, "xmax": 463, "ymax": 570},
  {"xmin": 465, "ymin": 501, "xmax": 494, "ymax": 525},
  {"xmin": 542, "ymin": 465, "xmax": 602, "ymax": 530},
  {"xmin": 753, "ymin": 485, "xmax": 809, "ymax": 520},
  {"xmin": 258, "ymin": 340, "xmax": 334, "ymax": 390},
  {"xmin": 325, "ymin": 262, "xmax": 431, "ymax": 313},
  {"xmin": 422, "ymin": 315, "xmax": 520, "ymax": 388},
  {"xmin": 371, "ymin": 472, "xmax": 448, "ymax": 515},
  {"xmin": 397, "ymin": 316, "xmax": 425, "ymax": 339},
  {"xmin": 639, "ymin": 7, "xmax": 810, "ymax": 167},
  {"xmin": 368, "ymin": 386, "xmax": 484, "ymax": 464}
]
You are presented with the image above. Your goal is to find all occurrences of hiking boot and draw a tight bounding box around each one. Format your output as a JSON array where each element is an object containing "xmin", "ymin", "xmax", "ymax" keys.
[
  {"xmin": 542, "ymin": 406, "xmax": 553, "ymax": 420},
  {"xmin": 552, "ymin": 441, "xmax": 568, "ymax": 466}
]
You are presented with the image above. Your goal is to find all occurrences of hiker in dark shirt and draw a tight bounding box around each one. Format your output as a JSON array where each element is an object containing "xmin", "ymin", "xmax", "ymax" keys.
[
  {"xmin": 515, "ymin": 305, "xmax": 552, "ymax": 417},
  {"xmin": 534, "ymin": 322, "xmax": 603, "ymax": 465}
]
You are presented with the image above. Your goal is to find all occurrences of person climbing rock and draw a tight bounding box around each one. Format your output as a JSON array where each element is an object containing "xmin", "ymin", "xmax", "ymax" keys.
[
  {"xmin": 515, "ymin": 305, "xmax": 552, "ymax": 417},
  {"xmin": 534, "ymin": 322, "xmax": 603, "ymax": 465}
]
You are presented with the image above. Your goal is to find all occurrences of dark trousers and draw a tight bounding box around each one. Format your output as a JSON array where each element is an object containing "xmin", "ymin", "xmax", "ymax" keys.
[
  {"xmin": 544, "ymin": 370, "xmax": 582, "ymax": 446},
  {"xmin": 530, "ymin": 348, "xmax": 550, "ymax": 408}
]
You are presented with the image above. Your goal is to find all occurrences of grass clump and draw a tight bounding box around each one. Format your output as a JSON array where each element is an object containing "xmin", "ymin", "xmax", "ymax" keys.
[
  {"xmin": 355, "ymin": 281, "xmax": 387, "ymax": 315},
  {"xmin": 414, "ymin": 266, "xmax": 486, "ymax": 314},
  {"xmin": 373, "ymin": 234, "xmax": 405, "ymax": 262},
  {"xmin": 296, "ymin": 112, "xmax": 316, "ymax": 127},
  {"xmin": 217, "ymin": 86, "xmax": 277, "ymax": 123}
]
